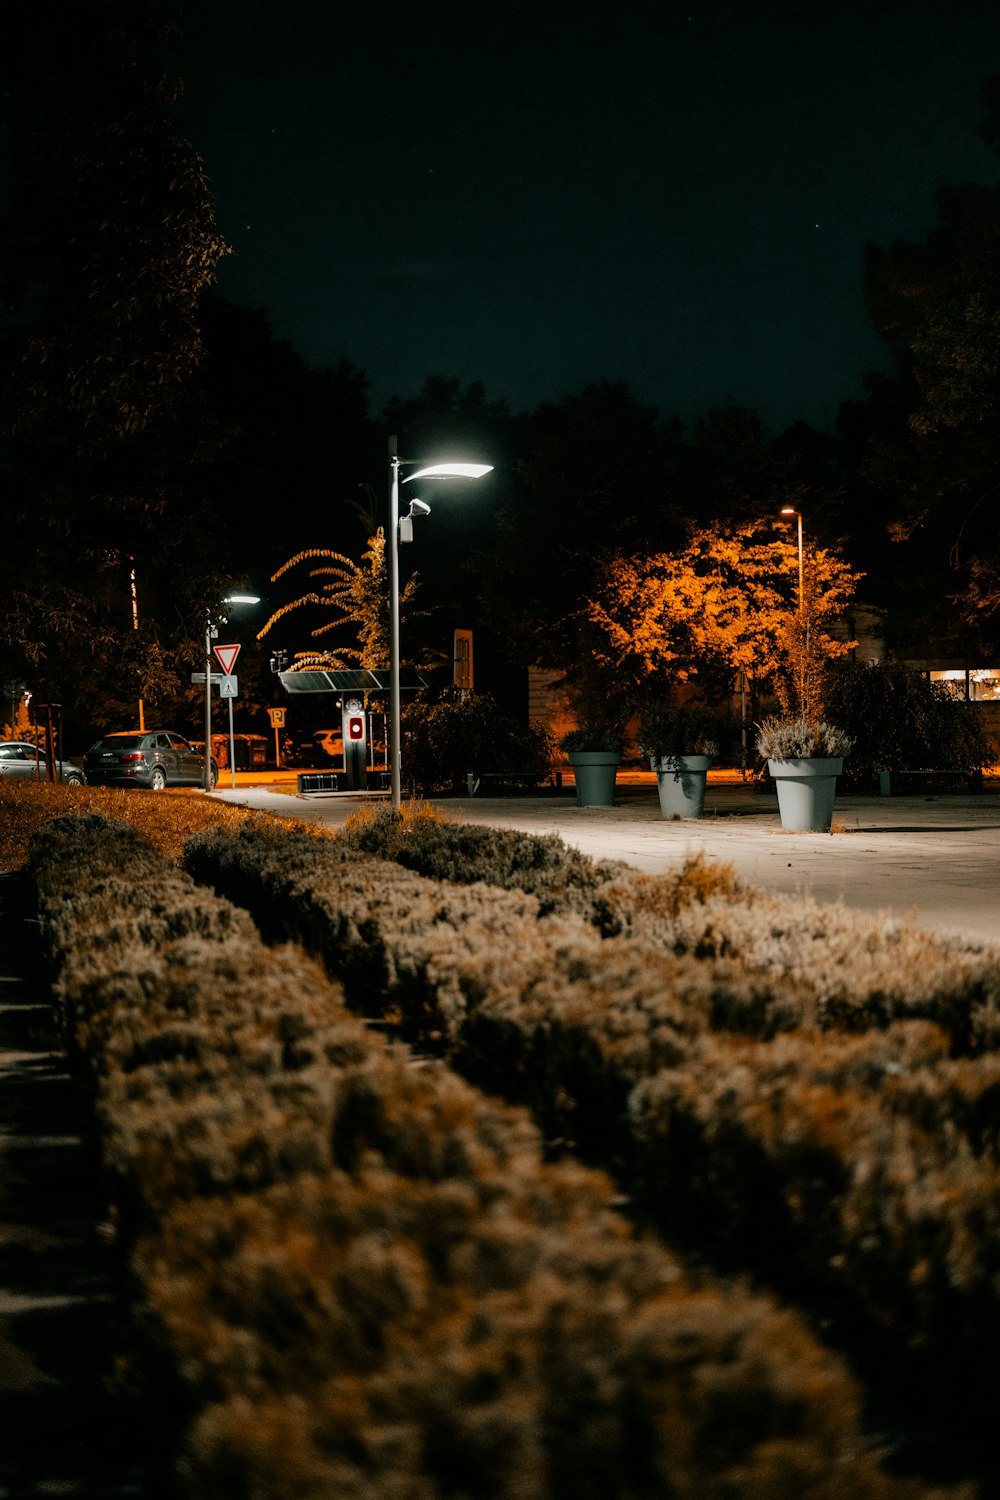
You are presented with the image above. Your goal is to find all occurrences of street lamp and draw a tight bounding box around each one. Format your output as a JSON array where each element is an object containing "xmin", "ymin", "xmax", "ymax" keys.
[
  {"xmin": 780, "ymin": 506, "xmax": 804, "ymax": 615},
  {"xmin": 388, "ymin": 434, "xmax": 492, "ymax": 810},
  {"xmin": 780, "ymin": 506, "xmax": 807, "ymax": 714},
  {"xmin": 204, "ymin": 593, "xmax": 260, "ymax": 791}
]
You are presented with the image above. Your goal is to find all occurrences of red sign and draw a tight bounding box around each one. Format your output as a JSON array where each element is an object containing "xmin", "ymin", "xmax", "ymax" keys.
[
  {"xmin": 214, "ymin": 643, "xmax": 241, "ymax": 675},
  {"xmin": 347, "ymin": 715, "xmax": 364, "ymax": 741}
]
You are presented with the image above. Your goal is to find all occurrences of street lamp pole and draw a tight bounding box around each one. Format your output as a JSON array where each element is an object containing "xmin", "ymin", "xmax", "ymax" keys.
[
  {"xmin": 388, "ymin": 438, "xmax": 403, "ymax": 808},
  {"xmin": 204, "ymin": 594, "xmax": 260, "ymax": 792},
  {"xmin": 386, "ymin": 435, "xmax": 493, "ymax": 811},
  {"xmin": 781, "ymin": 506, "xmax": 804, "ymax": 613},
  {"xmin": 781, "ymin": 506, "xmax": 806, "ymax": 712},
  {"xmin": 204, "ymin": 613, "xmax": 214, "ymax": 792}
]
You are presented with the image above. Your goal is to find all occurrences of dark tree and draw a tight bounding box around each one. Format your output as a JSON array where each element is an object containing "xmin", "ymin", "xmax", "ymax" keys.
[
  {"xmin": 856, "ymin": 89, "xmax": 1000, "ymax": 650},
  {"xmin": 0, "ymin": 0, "xmax": 234, "ymax": 736},
  {"xmin": 476, "ymin": 381, "xmax": 687, "ymax": 671},
  {"xmin": 196, "ymin": 297, "xmax": 376, "ymax": 580}
]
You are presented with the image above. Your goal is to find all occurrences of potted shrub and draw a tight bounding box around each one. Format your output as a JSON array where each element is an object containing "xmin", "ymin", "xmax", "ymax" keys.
[
  {"xmin": 756, "ymin": 716, "xmax": 854, "ymax": 832},
  {"xmin": 637, "ymin": 702, "xmax": 720, "ymax": 820},
  {"xmin": 559, "ymin": 727, "xmax": 623, "ymax": 807}
]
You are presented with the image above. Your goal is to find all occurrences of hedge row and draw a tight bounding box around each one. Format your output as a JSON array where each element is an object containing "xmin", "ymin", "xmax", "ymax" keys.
[
  {"xmin": 183, "ymin": 821, "xmax": 1000, "ymax": 1432},
  {"xmin": 338, "ymin": 804, "xmax": 741, "ymax": 924},
  {"xmin": 337, "ymin": 810, "xmax": 1000, "ymax": 1052},
  {"xmin": 29, "ymin": 812, "xmax": 950, "ymax": 1500}
]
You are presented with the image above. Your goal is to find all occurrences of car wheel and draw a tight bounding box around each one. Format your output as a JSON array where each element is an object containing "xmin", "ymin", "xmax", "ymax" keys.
[
  {"xmin": 149, "ymin": 766, "xmax": 167, "ymax": 791},
  {"xmin": 63, "ymin": 773, "xmax": 84, "ymax": 787},
  {"xmin": 207, "ymin": 761, "xmax": 218, "ymax": 791}
]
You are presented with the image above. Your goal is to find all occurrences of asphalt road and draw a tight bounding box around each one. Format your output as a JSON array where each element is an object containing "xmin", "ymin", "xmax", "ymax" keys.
[{"xmin": 210, "ymin": 779, "xmax": 1000, "ymax": 949}]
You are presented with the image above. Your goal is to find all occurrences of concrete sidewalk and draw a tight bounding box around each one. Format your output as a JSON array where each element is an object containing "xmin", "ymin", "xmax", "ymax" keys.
[{"xmin": 209, "ymin": 779, "xmax": 1000, "ymax": 948}]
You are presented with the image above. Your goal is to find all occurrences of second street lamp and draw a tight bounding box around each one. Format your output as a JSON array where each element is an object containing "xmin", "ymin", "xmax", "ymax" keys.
[
  {"xmin": 780, "ymin": 505, "xmax": 807, "ymax": 714},
  {"xmin": 388, "ymin": 435, "xmax": 493, "ymax": 810},
  {"xmin": 204, "ymin": 593, "xmax": 260, "ymax": 792},
  {"xmin": 780, "ymin": 505, "xmax": 804, "ymax": 615}
]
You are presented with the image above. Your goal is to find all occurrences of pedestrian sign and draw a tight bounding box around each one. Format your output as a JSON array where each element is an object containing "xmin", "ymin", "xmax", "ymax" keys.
[
  {"xmin": 214, "ymin": 643, "xmax": 241, "ymax": 675},
  {"xmin": 220, "ymin": 674, "xmax": 238, "ymax": 698}
]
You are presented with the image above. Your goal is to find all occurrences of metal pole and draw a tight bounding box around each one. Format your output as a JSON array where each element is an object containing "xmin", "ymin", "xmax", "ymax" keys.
[
  {"xmin": 796, "ymin": 513, "xmax": 807, "ymax": 716},
  {"xmin": 130, "ymin": 559, "xmax": 144, "ymax": 732},
  {"xmin": 227, "ymin": 695, "xmax": 236, "ymax": 789},
  {"xmin": 388, "ymin": 434, "xmax": 402, "ymax": 811},
  {"xmin": 204, "ymin": 615, "xmax": 213, "ymax": 792},
  {"xmin": 44, "ymin": 703, "xmax": 55, "ymax": 782}
]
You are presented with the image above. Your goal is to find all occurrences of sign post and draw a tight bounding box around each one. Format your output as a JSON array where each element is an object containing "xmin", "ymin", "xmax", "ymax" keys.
[
  {"xmin": 213, "ymin": 646, "xmax": 241, "ymax": 790},
  {"xmin": 267, "ymin": 705, "xmax": 286, "ymax": 767}
]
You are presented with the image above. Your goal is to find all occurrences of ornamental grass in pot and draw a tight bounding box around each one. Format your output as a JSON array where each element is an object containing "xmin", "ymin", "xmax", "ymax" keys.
[{"xmin": 756, "ymin": 716, "xmax": 854, "ymax": 832}]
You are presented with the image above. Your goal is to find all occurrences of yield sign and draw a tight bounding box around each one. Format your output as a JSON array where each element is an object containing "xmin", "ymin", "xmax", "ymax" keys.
[{"xmin": 214, "ymin": 643, "xmax": 241, "ymax": 675}]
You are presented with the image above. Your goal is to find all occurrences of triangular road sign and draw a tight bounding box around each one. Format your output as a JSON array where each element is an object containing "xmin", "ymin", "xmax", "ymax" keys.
[{"xmin": 214, "ymin": 643, "xmax": 241, "ymax": 674}]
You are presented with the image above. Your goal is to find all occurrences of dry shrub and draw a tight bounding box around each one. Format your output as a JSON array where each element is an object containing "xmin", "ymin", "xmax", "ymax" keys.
[
  {"xmin": 341, "ymin": 797, "xmax": 445, "ymax": 844},
  {"xmin": 149, "ymin": 1174, "xmax": 902, "ymax": 1500},
  {"xmin": 640, "ymin": 888, "xmax": 1000, "ymax": 1052},
  {"xmin": 593, "ymin": 850, "xmax": 745, "ymax": 933},
  {"xmin": 340, "ymin": 806, "xmax": 629, "ymax": 919}
]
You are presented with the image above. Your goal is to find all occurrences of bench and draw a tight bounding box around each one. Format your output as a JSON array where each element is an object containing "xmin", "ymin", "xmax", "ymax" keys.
[
  {"xmin": 297, "ymin": 771, "xmax": 391, "ymax": 795},
  {"xmin": 878, "ymin": 768, "xmax": 983, "ymax": 797}
]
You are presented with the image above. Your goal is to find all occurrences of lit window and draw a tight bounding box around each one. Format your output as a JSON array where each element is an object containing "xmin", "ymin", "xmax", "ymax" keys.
[
  {"xmin": 929, "ymin": 668, "xmax": 1000, "ymax": 701},
  {"xmin": 970, "ymin": 669, "xmax": 1000, "ymax": 701}
]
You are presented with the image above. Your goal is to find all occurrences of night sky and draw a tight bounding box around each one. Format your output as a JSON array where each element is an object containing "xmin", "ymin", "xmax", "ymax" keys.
[{"xmin": 176, "ymin": 1, "xmax": 1000, "ymax": 433}]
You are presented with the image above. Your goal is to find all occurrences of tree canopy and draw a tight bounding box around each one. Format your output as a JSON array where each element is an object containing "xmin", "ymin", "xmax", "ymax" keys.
[{"xmin": 585, "ymin": 522, "xmax": 861, "ymax": 719}]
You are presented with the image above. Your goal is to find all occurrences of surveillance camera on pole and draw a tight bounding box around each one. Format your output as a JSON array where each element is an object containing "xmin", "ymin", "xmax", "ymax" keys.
[{"xmin": 399, "ymin": 497, "xmax": 431, "ymax": 544}]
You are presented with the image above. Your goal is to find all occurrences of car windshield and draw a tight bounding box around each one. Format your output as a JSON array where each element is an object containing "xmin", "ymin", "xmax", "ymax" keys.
[{"xmin": 91, "ymin": 736, "xmax": 146, "ymax": 752}]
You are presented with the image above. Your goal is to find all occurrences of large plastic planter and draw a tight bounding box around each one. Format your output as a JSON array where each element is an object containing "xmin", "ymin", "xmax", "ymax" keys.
[
  {"xmin": 767, "ymin": 757, "xmax": 843, "ymax": 832},
  {"xmin": 568, "ymin": 752, "xmax": 620, "ymax": 807},
  {"xmin": 651, "ymin": 755, "xmax": 713, "ymax": 819}
]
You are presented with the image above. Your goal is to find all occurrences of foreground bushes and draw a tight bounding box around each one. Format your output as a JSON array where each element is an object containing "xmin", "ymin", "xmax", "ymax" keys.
[
  {"xmin": 183, "ymin": 817, "xmax": 1000, "ymax": 1468},
  {"xmin": 30, "ymin": 811, "xmax": 952, "ymax": 1499}
]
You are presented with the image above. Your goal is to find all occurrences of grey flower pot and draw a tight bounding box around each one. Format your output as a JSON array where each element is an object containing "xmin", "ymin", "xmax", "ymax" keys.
[
  {"xmin": 768, "ymin": 757, "xmax": 843, "ymax": 832},
  {"xmin": 568, "ymin": 751, "xmax": 620, "ymax": 807},
  {"xmin": 651, "ymin": 754, "xmax": 713, "ymax": 819}
]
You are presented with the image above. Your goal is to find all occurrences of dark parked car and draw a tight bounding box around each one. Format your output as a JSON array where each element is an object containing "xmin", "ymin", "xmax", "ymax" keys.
[
  {"xmin": 0, "ymin": 740, "xmax": 85, "ymax": 785},
  {"xmin": 84, "ymin": 731, "xmax": 218, "ymax": 790}
]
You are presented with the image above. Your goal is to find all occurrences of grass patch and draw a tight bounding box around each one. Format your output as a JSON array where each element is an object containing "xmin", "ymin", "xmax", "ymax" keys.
[{"xmin": 0, "ymin": 779, "xmax": 300, "ymax": 871}]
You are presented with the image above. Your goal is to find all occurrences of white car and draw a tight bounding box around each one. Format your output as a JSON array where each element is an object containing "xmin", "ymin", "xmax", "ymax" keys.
[{"xmin": 0, "ymin": 740, "xmax": 85, "ymax": 785}]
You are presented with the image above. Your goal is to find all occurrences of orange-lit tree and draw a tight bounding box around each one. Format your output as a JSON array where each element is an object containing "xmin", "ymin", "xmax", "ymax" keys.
[{"xmin": 585, "ymin": 521, "xmax": 862, "ymax": 719}]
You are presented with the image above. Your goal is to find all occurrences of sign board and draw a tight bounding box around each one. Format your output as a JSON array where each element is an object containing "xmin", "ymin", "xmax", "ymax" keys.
[
  {"xmin": 191, "ymin": 672, "xmax": 224, "ymax": 684},
  {"xmin": 220, "ymin": 674, "xmax": 238, "ymax": 698},
  {"xmin": 268, "ymin": 707, "xmax": 286, "ymax": 728},
  {"xmin": 214, "ymin": 643, "xmax": 241, "ymax": 675}
]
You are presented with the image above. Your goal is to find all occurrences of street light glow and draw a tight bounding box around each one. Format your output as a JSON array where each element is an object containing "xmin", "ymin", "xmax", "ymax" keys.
[{"xmin": 403, "ymin": 462, "xmax": 493, "ymax": 483}]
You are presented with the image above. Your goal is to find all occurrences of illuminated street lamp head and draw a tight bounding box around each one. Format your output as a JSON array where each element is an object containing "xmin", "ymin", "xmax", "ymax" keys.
[
  {"xmin": 780, "ymin": 506, "xmax": 798, "ymax": 517},
  {"xmin": 403, "ymin": 462, "xmax": 493, "ymax": 483},
  {"xmin": 224, "ymin": 593, "xmax": 261, "ymax": 605}
]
